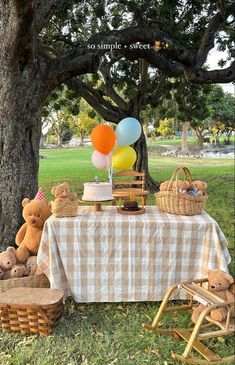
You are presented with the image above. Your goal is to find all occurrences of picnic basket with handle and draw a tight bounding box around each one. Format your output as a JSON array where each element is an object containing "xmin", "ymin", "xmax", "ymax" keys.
[
  {"xmin": 0, "ymin": 287, "xmax": 64, "ymax": 336},
  {"xmin": 155, "ymin": 166, "xmax": 208, "ymax": 215},
  {"xmin": 0, "ymin": 272, "xmax": 50, "ymax": 294}
]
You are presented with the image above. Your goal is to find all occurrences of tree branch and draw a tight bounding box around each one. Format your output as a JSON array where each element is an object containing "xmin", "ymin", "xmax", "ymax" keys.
[
  {"xmin": 144, "ymin": 75, "xmax": 166, "ymax": 107},
  {"xmin": 35, "ymin": 0, "xmax": 61, "ymax": 34},
  {"xmin": 100, "ymin": 57, "xmax": 129, "ymax": 111},
  {"xmin": 197, "ymin": 4, "xmax": 234, "ymax": 67},
  {"xmin": 42, "ymin": 19, "xmax": 234, "ymax": 94},
  {"xmin": 42, "ymin": 26, "xmax": 154, "ymax": 96},
  {"xmin": 67, "ymin": 78, "xmax": 125, "ymax": 124},
  {"xmin": 43, "ymin": 52, "xmax": 102, "ymax": 96},
  {"xmin": 133, "ymin": 59, "xmax": 148, "ymax": 115},
  {"xmin": 120, "ymin": 47, "xmax": 183, "ymax": 77},
  {"xmin": 185, "ymin": 60, "xmax": 235, "ymax": 84}
]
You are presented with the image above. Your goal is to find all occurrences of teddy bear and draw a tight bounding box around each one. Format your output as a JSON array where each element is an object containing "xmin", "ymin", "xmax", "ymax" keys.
[
  {"xmin": 0, "ymin": 267, "xmax": 4, "ymax": 280},
  {"xmin": 50, "ymin": 182, "xmax": 78, "ymax": 217},
  {"xmin": 0, "ymin": 246, "xmax": 17, "ymax": 279},
  {"xmin": 51, "ymin": 182, "xmax": 77, "ymax": 203},
  {"xmin": 26, "ymin": 256, "xmax": 42, "ymax": 276},
  {"xmin": 172, "ymin": 180, "xmax": 189, "ymax": 193},
  {"xmin": 10, "ymin": 264, "xmax": 29, "ymax": 278},
  {"xmin": 191, "ymin": 269, "xmax": 235, "ymax": 323},
  {"xmin": 159, "ymin": 181, "xmax": 171, "ymax": 191},
  {"xmin": 15, "ymin": 197, "xmax": 51, "ymax": 263},
  {"xmin": 189, "ymin": 181, "xmax": 207, "ymax": 197}
]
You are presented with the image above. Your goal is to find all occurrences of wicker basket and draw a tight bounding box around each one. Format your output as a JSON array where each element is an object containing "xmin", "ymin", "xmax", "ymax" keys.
[
  {"xmin": 50, "ymin": 199, "xmax": 78, "ymax": 217},
  {"xmin": 0, "ymin": 273, "xmax": 50, "ymax": 294},
  {"xmin": 0, "ymin": 287, "xmax": 64, "ymax": 335},
  {"xmin": 155, "ymin": 167, "xmax": 208, "ymax": 215}
]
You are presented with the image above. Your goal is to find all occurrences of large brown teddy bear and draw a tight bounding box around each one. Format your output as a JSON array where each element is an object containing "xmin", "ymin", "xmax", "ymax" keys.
[
  {"xmin": 192, "ymin": 269, "xmax": 235, "ymax": 323},
  {"xmin": 0, "ymin": 247, "xmax": 17, "ymax": 279},
  {"xmin": 15, "ymin": 198, "xmax": 51, "ymax": 263}
]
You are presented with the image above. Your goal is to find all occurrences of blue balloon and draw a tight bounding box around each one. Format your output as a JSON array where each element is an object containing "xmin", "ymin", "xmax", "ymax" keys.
[{"xmin": 116, "ymin": 117, "xmax": 142, "ymax": 146}]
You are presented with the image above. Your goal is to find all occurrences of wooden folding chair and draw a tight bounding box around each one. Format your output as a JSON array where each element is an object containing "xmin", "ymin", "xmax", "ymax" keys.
[
  {"xmin": 143, "ymin": 278, "xmax": 235, "ymax": 364},
  {"xmin": 112, "ymin": 169, "xmax": 149, "ymax": 204}
]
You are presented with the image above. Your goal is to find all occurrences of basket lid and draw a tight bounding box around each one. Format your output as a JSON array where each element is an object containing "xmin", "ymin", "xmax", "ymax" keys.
[{"xmin": 0, "ymin": 287, "xmax": 64, "ymax": 305}]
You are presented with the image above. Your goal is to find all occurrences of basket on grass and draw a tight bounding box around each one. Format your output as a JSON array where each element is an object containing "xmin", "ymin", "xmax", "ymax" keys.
[
  {"xmin": 0, "ymin": 272, "xmax": 50, "ymax": 294},
  {"xmin": 155, "ymin": 167, "xmax": 208, "ymax": 215},
  {"xmin": 50, "ymin": 199, "xmax": 78, "ymax": 217},
  {"xmin": 0, "ymin": 287, "xmax": 63, "ymax": 336}
]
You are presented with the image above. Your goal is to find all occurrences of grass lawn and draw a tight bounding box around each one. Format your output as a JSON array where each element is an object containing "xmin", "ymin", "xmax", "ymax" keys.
[{"xmin": 1, "ymin": 147, "xmax": 234, "ymax": 365}]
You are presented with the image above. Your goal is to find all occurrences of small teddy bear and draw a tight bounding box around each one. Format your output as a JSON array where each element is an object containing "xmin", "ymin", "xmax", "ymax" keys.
[
  {"xmin": 51, "ymin": 182, "xmax": 77, "ymax": 202},
  {"xmin": 50, "ymin": 182, "xmax": 78, "ymax": 217},
  {"xmin": 192, "ymin": 269, "xmax": 234, "ymax": 323},
  {"xmin": 159, "ymin": 181, "xmax": 171, "ymax": 191},
  {"xmin": 172, "ymin": 180, "xmax": 189, "ymax": 193},
  {"xmin": 189, "ymin": 181, "xmax": 207, "ymax": 197},
  {"xmin": 10, "ymin": 264, "xmax": 29, "ymax": 278},
  {"xmin": 26, "ymin": 256, "xmax": 42, "ymax": 276},
  {"xmin": 0, "ymin": 246, "xmax": 17, "ymax": 279}
]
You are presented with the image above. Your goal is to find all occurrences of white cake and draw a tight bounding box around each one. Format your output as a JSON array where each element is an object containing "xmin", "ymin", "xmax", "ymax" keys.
[{"xmin": 82, "ymin": 182, "xmax": 113, "ymax": 201}]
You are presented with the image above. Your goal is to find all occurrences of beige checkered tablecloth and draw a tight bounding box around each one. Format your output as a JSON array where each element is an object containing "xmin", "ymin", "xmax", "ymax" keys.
[{"xmin": 37, "ymin": 206, "xmax": 231, "ymax": 302}]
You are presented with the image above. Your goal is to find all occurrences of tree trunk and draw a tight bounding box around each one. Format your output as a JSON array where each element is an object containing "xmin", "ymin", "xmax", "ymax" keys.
[
  {"xmin": 58, "ymin": 134, "xmax": 62, "ymax": 147},
  {"xmin": 134, "ymin": 131, "xmax": 158, "ymax": 192},
  {"xmin": 0, "ymin": 87, "xmax": 42, "ymax": 250},
  {"xmin": 40, "ymin": 134, "xmax": 45, "ymax": 149},
  {"xmin": 225, "ymin": 130, "xmax": 232, "ymax": 142},
  {"xmin": 0, "ymin": 1, "xmax": 44, "ymax": 249},
  {"xmin": 181, "ymin": 122, "xmax": 190, "ymax": 152},
  {"xmin": 80, "ymin": 132, "xmax": 84, "ymax": 146},
  {"xmin": 55, "ymin": 127, "xmax": 62, "ymax": 147},
  {"xmin": 195, "ymin": 129, "xmax": 204, "ymax": 150}
]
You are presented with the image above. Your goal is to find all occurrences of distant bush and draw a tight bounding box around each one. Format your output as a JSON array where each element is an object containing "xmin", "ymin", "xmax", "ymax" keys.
[{"xmin": 156, "ymin": 118, "xmax": 174, "ymax": 138}]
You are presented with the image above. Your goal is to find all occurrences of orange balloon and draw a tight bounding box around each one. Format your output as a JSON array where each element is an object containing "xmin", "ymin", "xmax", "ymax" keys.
[{"xmin": 91, "ymin": 125, "xmax": 116, "ymax": 154}]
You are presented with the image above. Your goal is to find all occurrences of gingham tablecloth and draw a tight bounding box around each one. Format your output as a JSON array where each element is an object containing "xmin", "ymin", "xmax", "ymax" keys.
[{"xmin": 37, "ymin": 206, "xmax": 231, "ymax": 302}]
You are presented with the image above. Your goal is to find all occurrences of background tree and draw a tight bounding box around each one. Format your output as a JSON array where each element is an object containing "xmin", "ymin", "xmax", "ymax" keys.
[
  {"xmin": 68, "ymin": 99, "xmax": 100, "ymax": 145},
  {"xmin": 46, "ymin": 111, "xmax": 71, "ymax": 146},
  {"xmin": 156, "ymin": 118, "xmax": 175, "ymax": 139},
  {"xmin": 209, "ymin": 88, "xmax": 235, "ymax": 144},
  {"xmin": 43, "ymin": 85, "xmax": 80, "ymax": 146},
  {"xmin": 0, "ymin": 0, "xmax": 234, "ymax": 248},
  {"xmin": 156, "ymin": 79, "xmax": 218, "ymax": 150}
]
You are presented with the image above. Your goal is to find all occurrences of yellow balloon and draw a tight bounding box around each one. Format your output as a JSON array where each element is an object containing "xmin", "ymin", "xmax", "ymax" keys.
[{"xmin": 112, "ymin": 146, "xmax": 137, "ymax": 170}]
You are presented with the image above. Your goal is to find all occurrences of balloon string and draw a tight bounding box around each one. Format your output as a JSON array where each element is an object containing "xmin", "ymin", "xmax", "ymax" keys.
[{"xmin": 106, "ymin": 153, "xmax": 113, "ymax": 183}]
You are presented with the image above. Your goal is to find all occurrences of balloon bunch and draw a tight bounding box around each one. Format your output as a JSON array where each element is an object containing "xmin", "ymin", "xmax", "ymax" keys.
[{"xmin": 91, "ymin": 117, "xmax": 142, "ymax": 180}]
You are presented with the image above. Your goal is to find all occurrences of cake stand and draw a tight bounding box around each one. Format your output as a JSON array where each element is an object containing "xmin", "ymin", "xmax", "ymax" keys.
[{"xmin": 80, "ymin": 199, "xmax": 113, "ymax": 212}]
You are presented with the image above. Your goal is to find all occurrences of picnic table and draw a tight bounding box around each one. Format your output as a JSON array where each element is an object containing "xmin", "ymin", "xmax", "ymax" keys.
[{"xmin": 37, "ymin": 206, "xmax": 230, "ymax": 302}]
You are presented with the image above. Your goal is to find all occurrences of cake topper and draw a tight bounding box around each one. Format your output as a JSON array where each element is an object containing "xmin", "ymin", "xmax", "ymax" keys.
[{"xmin": 95, "ymin": 176, "xmax": 99, "ymax": 183}]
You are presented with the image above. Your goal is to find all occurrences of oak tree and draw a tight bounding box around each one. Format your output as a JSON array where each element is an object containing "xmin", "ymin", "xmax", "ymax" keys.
[{"xmin": 0, "ymin": 0, "xmax": 234, "ymax": 248}]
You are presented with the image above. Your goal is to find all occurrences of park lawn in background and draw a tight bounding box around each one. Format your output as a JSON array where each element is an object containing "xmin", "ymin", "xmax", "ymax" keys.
[
  {"xmin": 148, "ymin": 136, "xmax": 198, "ymax": 146},
  {"xmin": 6, "ymin": 146, "xmax": 231, "ymax": 365}
]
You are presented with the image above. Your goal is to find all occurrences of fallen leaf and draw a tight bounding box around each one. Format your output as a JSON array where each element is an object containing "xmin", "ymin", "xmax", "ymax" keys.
[{"xmin": 151, "ymin": 348, "xmax": 160, "ymax": 356}]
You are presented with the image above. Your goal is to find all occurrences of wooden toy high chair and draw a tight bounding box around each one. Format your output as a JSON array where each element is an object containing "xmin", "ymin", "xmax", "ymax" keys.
[{"xmin": 143, "ymin": 278, "xmax": 235, "ymax": 364}]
